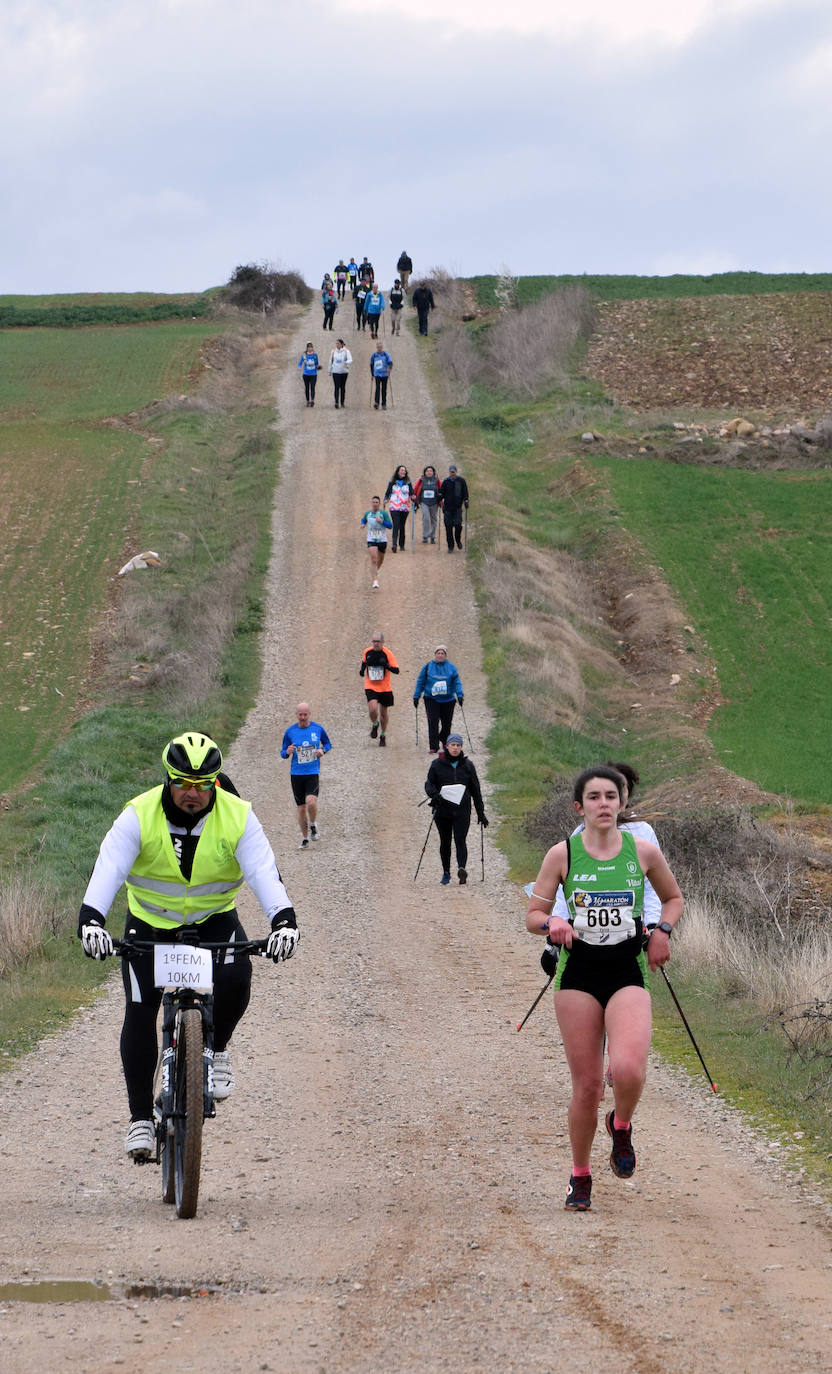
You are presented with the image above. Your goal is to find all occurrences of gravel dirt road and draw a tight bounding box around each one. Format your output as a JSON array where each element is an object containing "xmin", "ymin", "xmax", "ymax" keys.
[{"xmin": 1, "ymin": 303, "xmax": 831, "ymax": 1373}]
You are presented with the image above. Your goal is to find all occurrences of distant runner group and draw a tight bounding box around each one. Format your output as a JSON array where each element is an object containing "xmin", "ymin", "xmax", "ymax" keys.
[{"xmin": 298, "ymin": 251, "xmax": 435, "ymax": 409}]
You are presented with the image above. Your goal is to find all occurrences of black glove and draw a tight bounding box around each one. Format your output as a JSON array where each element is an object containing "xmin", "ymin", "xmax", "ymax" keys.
[
  {"xmin": 478, "ymin": 815, "xmax": 489, "ymax": 828},
  {"xmin": 458, "ymin": 696, "xmax": 464, "ymax": 705},
  {"xmin": 413, "ymin": 699, "xmax": 420, "ymax": 709},
  {"xmin": 540, "ymin": 942, "xmax": 559, "ymax": 977}
]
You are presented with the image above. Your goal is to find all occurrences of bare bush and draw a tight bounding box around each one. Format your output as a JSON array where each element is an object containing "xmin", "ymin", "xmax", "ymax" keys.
[
  {"xmin": 482, "ymin": 287, "xmax": 595, "ymax": 398},
  {"xmin": 413, "ymin": 268, "xmax": 472, "ymax": 322},
  {"xmin": 225, "ymin": 262, "xmax": 311, "ymax": 313},
  {"xmin": 0, "ymin": 873, "xmax": 63, "ymax": 976},
  {"xmin": 435, "ymin": 324, "xmax": 478, "ymax": 406},
  {"xmin": 674, "ymin": 893, "xmax": 832, "ymax": 1032},
  {"xmin": 494, "ymin": 265, "xmax": 519, "ymax": 313}
]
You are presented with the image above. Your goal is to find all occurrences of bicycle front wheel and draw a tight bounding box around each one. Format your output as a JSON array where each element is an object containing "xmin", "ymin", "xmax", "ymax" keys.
[{"xmin": 174, "ymin": 1007, "xmax": 204, "ymax": 1219}]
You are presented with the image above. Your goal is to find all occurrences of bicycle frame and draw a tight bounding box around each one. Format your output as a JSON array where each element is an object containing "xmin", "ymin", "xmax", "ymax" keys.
[{"xmin": 116, "ymin": 935, "xmax": 268, "ymax": 1217}]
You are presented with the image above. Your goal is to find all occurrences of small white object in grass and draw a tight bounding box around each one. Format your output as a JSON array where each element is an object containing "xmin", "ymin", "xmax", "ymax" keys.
[{"xmin": 118, "ymin": 550, "xmax": 162, "ymax": 576}]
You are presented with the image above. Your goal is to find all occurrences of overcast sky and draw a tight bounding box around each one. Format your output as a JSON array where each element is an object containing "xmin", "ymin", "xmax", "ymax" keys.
[{"xmin": 1, "ymin": 0, "xmax": 830, "ymax": 293}]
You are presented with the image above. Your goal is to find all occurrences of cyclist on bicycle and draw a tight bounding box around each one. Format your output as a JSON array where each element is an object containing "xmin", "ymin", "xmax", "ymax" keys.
[{"xmin": 78, "ymin": 731, "xmax": 300, "ymax": 1161}]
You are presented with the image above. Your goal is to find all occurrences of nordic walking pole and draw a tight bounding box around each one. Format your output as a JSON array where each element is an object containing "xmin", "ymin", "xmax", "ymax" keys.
[
  {"xmin": 517, "ymin": 975, "xmax": 554, "ymax": 1031},
  {"xmin": 659, "ymin": 966, "xmax": 718, "ymax": 1093},
  {"xmin": 480, "ymin": 820, "xmax": 485, "ymax": 882},
  {"xmin": 458, "ymin": 699, "xmax": 474, "ymax": 753},
  {"xmin": 413, "ymin": 813, "xmax": 435, "ymax": 882},
  {"xmin": 411, "ymin": 502, "xmax": 415, "ymax": 550},
  {"xmin": 388, "ymin": 376, "xmax": 394, "ymax": 410},
  {"xmin": 415, "ymin": 701, "xmax": 419, "ymax": 748},
  {"xmin": 464, "ymin": 505, "xmax": 468, "ymax": 553}
]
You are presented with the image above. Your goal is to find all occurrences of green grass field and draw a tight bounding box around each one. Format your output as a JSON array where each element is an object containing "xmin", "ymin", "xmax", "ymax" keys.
[
  {"xmin": 592, "ymin": 457, "xmax": 832, "ymax": 802},
  {"xmin": 467, "ymin": 271, "xmax": 832, "ymax": 308},
  {"xmin": 0, "ymin": 291, "xmax": 214, "ymax": 327},
  {"xmin": 0, "ymin": 321, "xmax": 225, "ymax": 793}
]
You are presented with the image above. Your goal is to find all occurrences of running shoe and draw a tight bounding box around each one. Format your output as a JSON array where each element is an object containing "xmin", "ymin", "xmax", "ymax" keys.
[
  {"xmin": 458, "ymin": 868, "xmax": 468, "ymax": 885},
  {"xmin": 370, "ymin": 722, "xmax": 379, "ymax": 739},
  {"xmin": 378, "ymin": 734, "xmax": 387, "ymax": 747},
  {"xmin": 372, "ymin": 579, "xmax": 380, "ymax": 589},
  {"xmin": 212, "ymin": 1051, "xmax": 235, "ymax": 1101},
  {"xmin": 299, "ymin": 836, "xmax": 310, "ymax": 849},
  {"xmin": 606, "ymin": 1110, "xmax": 636, "ymax": 1178},
  {"xmin": 125, "ymin": 1119, "xmax": 155, "ymax": 1161},
  {"xmin": 440, "ymin": 872, "xmax": 451, "ymax": 885},
  {"xmin": 564, "ymin": 1174, "xmax": 592, "ymax": 1211},
  {"xmin": 310, "ymin": 823, "xmax": 320, "ymax": 841}
]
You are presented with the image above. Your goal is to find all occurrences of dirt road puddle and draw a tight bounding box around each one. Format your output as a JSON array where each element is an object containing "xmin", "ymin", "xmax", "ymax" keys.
[{"xmin": 0, "ymin": 1280, "xmax": 222, "ymax": 1303}]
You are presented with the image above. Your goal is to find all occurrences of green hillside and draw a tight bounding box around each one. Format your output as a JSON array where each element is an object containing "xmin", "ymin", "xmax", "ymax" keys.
[{"xmin": 467, "ymin": 270, "xmax": 832, "ymax": 307}]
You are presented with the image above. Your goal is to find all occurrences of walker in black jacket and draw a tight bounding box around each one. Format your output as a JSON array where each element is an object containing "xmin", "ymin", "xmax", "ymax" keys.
[{"xmin": 424, "ymin": 736, "xmax": 488, "ymax": 885}]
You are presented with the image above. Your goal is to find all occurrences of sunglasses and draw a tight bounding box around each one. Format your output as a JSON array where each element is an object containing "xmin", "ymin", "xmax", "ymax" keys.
[{"xmin": 170, "ymin": 776, "xmax": 216, "ymax": 792}]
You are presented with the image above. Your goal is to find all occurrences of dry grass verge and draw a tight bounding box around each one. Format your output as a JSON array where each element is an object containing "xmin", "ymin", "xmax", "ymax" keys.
[{"xmin": 0, "ymin": 873, "xmax": 62, "ymax": 975}]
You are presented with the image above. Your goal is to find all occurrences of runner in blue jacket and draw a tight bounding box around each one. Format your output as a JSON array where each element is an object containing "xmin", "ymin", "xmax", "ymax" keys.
[
  {"xmin": 280, "ymin": 702, "xmax": 332, "ymax": 848},
  {"xmin": 363, "ymin": 286, "xmax": 385, "ymax": 339},
  {"xmin": 413, "ymin": 645, "xmax": 464, "ymax": 753},
  {"xmin": 297, "ymin": 342, "xmax": 321, "ymax": 406},
  {"xmin": 370, "ymin": 345, "xmax": 393, "ymax": 409}
]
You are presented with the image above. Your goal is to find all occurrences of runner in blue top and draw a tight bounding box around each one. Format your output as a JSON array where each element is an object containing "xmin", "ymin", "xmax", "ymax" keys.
[
  {"xmin": 363, "ymin": 285, "xmax": 385, "ymax": 339},
  {"xmin": 413, "ymin": 645, "xmax": 464, "ymax": 753},
  {"xmin": 370, "ymin": 344, "xmax": 393, "ymax": 409},
  {"xmin": 280, "ymin": 702, "xmax": 332, "ymax": 849},
  {"xmin": 297, "ymin": 342, "xmax": 321, "ymax": 407}
]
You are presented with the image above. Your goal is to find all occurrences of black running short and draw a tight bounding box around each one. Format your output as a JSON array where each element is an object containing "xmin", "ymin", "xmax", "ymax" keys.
[
  {"xmin": 365, "ymin": 689, "xmax": 394, "ymax": 706},
  {"xmin": 555, "ymin": 944, "xmax": 649, "ymax": 1009},
  {"xmin": 291, "ymin": 774, "xmax": 320, "ymax": 806}
]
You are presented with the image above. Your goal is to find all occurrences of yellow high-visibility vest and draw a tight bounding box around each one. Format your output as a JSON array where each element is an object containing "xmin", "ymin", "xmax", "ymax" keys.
[{"xmin": 124, "ymin": 785, "xmax": 250, "ymax": 928}]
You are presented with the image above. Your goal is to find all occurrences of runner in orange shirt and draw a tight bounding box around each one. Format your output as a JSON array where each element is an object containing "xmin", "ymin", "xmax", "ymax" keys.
[{"xmin": 360, "ymin": 631, "xmax": 400, "ymax": 747}]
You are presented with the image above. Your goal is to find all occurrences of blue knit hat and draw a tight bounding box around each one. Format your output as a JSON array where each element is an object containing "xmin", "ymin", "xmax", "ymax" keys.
[{"xmin": 446, "ymin": 733, "xmax": 463, "ymax": 746}]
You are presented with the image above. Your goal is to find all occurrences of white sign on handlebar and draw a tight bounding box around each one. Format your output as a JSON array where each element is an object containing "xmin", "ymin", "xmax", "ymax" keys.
[{"xmin": 153, "ymin": 944, "xmax": 213, "ymax": 991}]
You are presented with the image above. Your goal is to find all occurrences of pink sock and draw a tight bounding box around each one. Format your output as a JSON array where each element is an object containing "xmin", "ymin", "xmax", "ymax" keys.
[
  {"xmin": 572, "ymin": 1165, "xmax": 591, "ymax": 1178},
  {"xmin": 613, "ymin": 1113, "xmax": 631, "ymax": 1131}
]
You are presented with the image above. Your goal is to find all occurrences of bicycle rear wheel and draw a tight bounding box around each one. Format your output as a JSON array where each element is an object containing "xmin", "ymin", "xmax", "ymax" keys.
[{"xmin": 173, "ymin": 1007, "xmax": 204, "ymax": 1218}]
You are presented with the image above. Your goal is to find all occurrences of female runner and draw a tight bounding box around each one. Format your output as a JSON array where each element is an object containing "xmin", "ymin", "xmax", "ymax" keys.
[{"xmin": 525, "ymin": 766, "xmax": 683, "ymax": 1211}]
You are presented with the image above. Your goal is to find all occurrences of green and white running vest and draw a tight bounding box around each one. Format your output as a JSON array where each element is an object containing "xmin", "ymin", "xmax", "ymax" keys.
[{"xmin": 563, "ymin": 830, "xmax": 645, "ymax": 948}]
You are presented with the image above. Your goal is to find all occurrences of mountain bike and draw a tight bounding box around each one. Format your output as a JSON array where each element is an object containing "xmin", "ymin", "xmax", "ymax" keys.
[{"xmin": 116, "ymin": 935, "xmax": 268, "ymax": 1219}]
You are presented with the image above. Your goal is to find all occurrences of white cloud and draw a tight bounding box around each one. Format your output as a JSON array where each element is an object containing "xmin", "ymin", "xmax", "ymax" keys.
[
  {"xmin": 333, "ymin": 0, "xmax": 779, "ymax": 45},
  {"xmin": 1, "ymin": 0, "xmax": 831, "ymax": 291}
]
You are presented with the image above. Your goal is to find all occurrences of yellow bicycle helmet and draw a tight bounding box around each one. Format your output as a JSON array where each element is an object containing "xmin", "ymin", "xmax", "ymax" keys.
[{"xmin": 162, "ymin": 731, "xmax": 223, "ymax": 784}]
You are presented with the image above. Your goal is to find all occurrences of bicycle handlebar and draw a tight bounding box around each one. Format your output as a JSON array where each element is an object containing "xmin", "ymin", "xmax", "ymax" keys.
[{"xmin": 114, "ymin": 937, "xmax": 269, "ymax": 958}]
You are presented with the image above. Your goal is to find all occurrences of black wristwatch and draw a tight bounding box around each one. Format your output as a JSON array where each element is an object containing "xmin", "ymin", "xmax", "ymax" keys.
[{"xmin": 653, "ymin": 921, "xmax": 673, "ymax": 937}]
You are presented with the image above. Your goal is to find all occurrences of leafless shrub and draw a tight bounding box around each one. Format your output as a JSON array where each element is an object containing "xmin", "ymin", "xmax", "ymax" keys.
[
  {"xmin": 673, "ymin": 894, "xmax": 832, "ymax": 1035},
  {"xmin": 494, "ymin": 264, "xmax": 519, "ymax": 312},
  {"xmin": 224, "ymin": 262, "xmax": 311, "ymax": 313},
  {"xmin": 481, "ymin": 287, "xmax": 595, "ymax": 398},
  {"xmin": 414, "ymin": 268, "xmax": 472, "ymax": 321},
  {"xmin": 0, "ymin": 873, "xmax": 62, "ymax": 976},
  {"xmin": 435, "ymin": 324, "xmax": 478, "ymax": 406},
  {"xmin": 778, "ymin": 997, "xmax": 832, "ymax": 1093}
]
